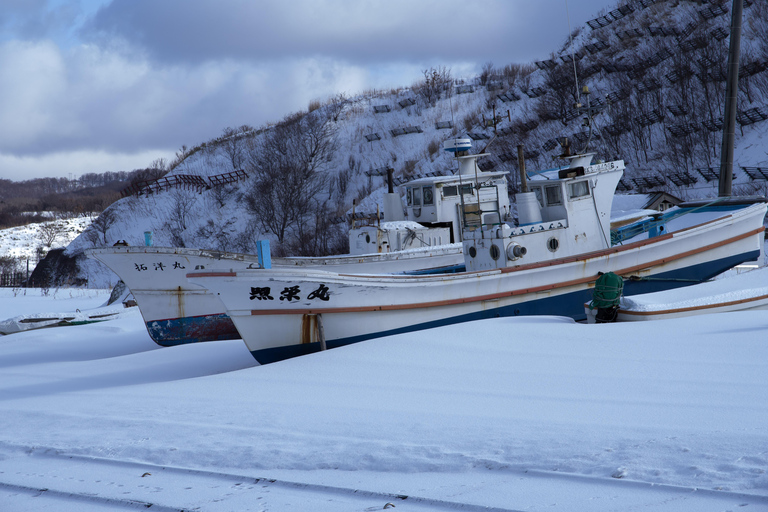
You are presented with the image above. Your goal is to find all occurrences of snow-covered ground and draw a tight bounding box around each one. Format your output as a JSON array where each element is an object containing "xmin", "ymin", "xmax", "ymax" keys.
[
  {"xmin": 0, "ymin": 216, "xmax": 93, "ymax": 263},
  {"xmin": 1, "ymin": 288, "xmax": 767, "ymax": 511}
]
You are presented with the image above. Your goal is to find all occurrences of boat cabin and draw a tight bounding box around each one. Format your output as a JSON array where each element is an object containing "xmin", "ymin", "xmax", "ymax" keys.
[
  {"xmin": 403, "ymin": 170, "xmax": 511, "ymax": 243},
  {"xmin": 463, "ymin": 154, "xmax": 625, "ymax": 271}
]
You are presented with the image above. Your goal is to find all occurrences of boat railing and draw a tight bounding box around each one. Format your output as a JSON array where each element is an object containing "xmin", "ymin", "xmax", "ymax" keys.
[{"xmin": 610, "ymin": 196, "xmax": 747, "ymax": 245}]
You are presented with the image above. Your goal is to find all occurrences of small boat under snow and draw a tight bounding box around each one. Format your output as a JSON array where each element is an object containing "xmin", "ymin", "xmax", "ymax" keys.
[
  {"xmin": 586, "ymin": 265, "xmax": 768, "ymax": 322},
  {"xmin": 0, "ymin": 282, "xmax": 133, "ymax": 335},
  {"xmin": 188, "ymin": 141, "xmax": 767, "ymax": 363}
]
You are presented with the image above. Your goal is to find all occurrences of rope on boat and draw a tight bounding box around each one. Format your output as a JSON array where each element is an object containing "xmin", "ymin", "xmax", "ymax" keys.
[
  {"xmin": 588, "ymin": 272, "xmax": 623, "ymax": 323},
  {"xmin": 627, "ymin": 276, "xmax": 706, "ymax": 283}
]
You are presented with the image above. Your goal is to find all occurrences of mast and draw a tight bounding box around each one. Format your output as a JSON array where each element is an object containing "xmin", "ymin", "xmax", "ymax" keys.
[{"xmin": 718, "ymin": 0, "xmax": 743, "ymax": 197}]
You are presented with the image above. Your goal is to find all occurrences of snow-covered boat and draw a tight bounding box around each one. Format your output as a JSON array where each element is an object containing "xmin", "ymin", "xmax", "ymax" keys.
[
  {"xmin": 188, "ymin": 142, "xmax": 767, "ymax": 363},
  {"xmin": 0, "ymin": 281, "xmax": 132, "ymax": 335},
  {"xmin": 86, "ymin": 146, "xmax": 511, "ymax": 346},
  {"xmin": 585, "ymin": 265, "xmax": 768, "ymax": 322}
]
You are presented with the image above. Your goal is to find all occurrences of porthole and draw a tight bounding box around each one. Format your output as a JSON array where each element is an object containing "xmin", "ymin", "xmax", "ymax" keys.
[
  {"xmin": 365, "ymin": 234, "xmax": 371, "ymax": 243},
  {"xmin": 489, "ymin": 244, "xmax": 501, "ymax": 260},
  {"xmin": 468, "ymin": 246, "xmax": 477, "ymax": 258},
  {"xmin": 547, "ymin": 237, "xmax": 559, "ymax": 252}
]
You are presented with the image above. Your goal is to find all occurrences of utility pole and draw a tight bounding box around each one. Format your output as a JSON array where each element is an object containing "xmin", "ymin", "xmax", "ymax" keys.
[{"xmin": 718, "ymin": 0, "xmax": 743, "ymax": 197}]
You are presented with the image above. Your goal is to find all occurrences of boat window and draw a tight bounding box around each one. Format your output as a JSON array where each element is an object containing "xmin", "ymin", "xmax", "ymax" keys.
[
  {"xmin": 547, "ymin": 237, "xmax": 560, "ymax": 252},
  {"xmin": 406, "ymin": 187, "xmax": 412, "ymax": 206},
  {"xmin": 412, "ymin": 187, "xmax": 422, "ymax": 206},
  {"xmin": 545, "ymin": 185, "xmax": 562, "ymax": 206},
  {"xmin": 423, "ymin": 186, "xmax": 434, "ymax": 205},
  {"xmin": 568, "ymin": 180, "xmax": 590, "ymax": 199},
  {"xmin": 460, "ymin": 183, "xmax": 474, "ymax": 196},
  {"xmin": 443, "ymin": 185, "xmax": 458, "ymax": 197},
  {"xmin": 531, "ymin": 186, "xmax": 543, "ymax": 207}
]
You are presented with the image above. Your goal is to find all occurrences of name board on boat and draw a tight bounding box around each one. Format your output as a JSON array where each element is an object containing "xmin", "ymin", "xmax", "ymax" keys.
[{"xmin": 588, "ymin": 160, "xmax": 624, "ymax": 174}]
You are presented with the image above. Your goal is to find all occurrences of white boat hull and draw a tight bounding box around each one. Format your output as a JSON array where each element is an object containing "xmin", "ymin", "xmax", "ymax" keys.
[
  {"xmin": 189, "ymin": 203, "xmax": 767, "ymax": 363},
  {"xmin": 87, "ymin": 244, "xmax": 463, "ymax": 345}
]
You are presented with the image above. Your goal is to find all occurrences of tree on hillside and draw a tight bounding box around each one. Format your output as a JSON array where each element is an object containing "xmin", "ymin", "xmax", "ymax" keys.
[
  {"xmin": 0, "ymin": 255, "xmax": 20, "ymax": 274},
  {"xmin": 161, "ymin": 189, "xmax": 197, "ymax": 247},
  {"xmin": 38, "ymin": 221, "xmax": 65, "ymax": 248},
  {"xmin": 242, "ymin": 111, "xmax": 337, "ymax": 253},
  {"xmin": 219, "ymin": 125, "xmax": 254, "ymax": 171},
  {"xmin": 193, "ymin": 218, "xmax": 237, "ymax": 252},
  {"xmin": 416, "ymin": 66, "xmax": 453, "ymax": 106},
  {"xmin": 85, "ymin": 208, "xmax": 118, "ymax": 246}
]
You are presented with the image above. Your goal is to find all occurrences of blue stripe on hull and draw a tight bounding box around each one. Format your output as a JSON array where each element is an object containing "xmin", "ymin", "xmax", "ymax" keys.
[
  {"xmin": 250, "ymin": 250, "xmax": 760, "ymax": 364},
  {"xmin": 146, "ymin": 313, "xmax": 240, "ymax": 346}
]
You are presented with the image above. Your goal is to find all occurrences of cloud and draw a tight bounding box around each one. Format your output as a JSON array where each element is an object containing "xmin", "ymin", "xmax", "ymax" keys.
[
  {"xmin": 84, "ymin": 0, "xmax": 576, "ymax": 66},
  {"xmin": 0, "ymin": 0, "xmax": 616, "ymax": 180},
  {"xmin": 0, "ymin": 0, "xmax": 84, "ymax": 44},
  {"xmin": 0, "ymin": 148, "xmax": 174, "ymax": 181},
  {"xmin": 0, "ymin": 37, "xmax": 429, "ymax": 179}
]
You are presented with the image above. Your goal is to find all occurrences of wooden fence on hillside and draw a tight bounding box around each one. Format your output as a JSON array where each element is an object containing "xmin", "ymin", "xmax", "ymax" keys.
[{"xmin": 120, "ymin": 170, "xmax": 249, "ymax": 198}]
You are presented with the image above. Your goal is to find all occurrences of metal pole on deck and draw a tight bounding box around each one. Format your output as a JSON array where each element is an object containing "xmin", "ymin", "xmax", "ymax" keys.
[
  {"xmin": 517, "ymin": 144, "xmax": 528, "ymax": 193},
  {"xmin": 718, "ymin": 0, "xmax": 743, "ymax": 197}
]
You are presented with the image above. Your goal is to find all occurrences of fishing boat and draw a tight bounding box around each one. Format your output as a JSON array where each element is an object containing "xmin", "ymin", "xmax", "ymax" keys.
[
  {"xmin": 86, "ymin": 242, "xmax": 463, "ymax": 345},
  {"xmin": 86, "ymin": 147, "xmax": 510, "ymax": 345},
  {"xmin": 188, "ymin": 141, "xmax": 767, "ymax": 363}
]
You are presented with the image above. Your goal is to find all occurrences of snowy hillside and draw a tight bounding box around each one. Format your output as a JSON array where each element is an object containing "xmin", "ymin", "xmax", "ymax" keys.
[
  {"xmin": 0, "ymin": 216, "xmax": 93, "ymax": 268},
  {"xmin": 61, "ymin": 0, "xmax": 768, "ymax": 287}
]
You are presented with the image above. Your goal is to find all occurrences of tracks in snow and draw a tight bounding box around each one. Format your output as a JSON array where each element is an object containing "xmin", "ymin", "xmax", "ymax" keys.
[
  {"xmin": 0, "ymin": 447, "xmax": 523, "ymax": 512},
  {"xmin": 2, "ymin": 445, "xmax": 767, "ymax": 511}
]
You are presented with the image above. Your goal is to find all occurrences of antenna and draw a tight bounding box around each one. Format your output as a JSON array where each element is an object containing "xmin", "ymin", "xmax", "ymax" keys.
[
  {"xmin": 576, "ymin": 85, "xmax": 602, "ymax": 153},
  {"xmin": 565, "ymin": 0, "xmax": 581, "ymax": 106},
  {"xmin": 563, "ymin": 0, "xmax": 603, "ymax": 155},
  {"xmin": 479, "ymin": 105, "xmax": 510, "ymax": 154}
]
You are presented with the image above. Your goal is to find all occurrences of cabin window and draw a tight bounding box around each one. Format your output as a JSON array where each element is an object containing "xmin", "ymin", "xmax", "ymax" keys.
[
  {"xmin": 545, "ymin": 185, "xmax": 562, "ymax": 206},
  {"xmin": 406, "ymin": 188, "xmax": 412, "ymax": 206},
  {"xmin": 423, "ymin": 186, "xmax": 434, "ymax": 205},
  {"xmin": 443, "ymin": 185, "xmax": 458, "ymax": 197},
  {"xmin": 412, "ymin": 187, "xmax": 422, "ymax": 206},
  {"xmin": 568, "ymin": 180, "xmax": 590, "ymax": 199},
  {"xmin": 531, "ymin": 186, "xmax": 543, "ymax": 207},
  {"xmin": 460, "ymin": 183, "xmax": 474, "ymax": 196}
]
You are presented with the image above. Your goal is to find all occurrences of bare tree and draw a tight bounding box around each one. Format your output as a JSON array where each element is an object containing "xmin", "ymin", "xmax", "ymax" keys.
[
  {"xmin": 162, "ymin": 189, "xmax": 197, "ymax": 247},
  {"xmin": 193, "ymin": 218, "xmax": 237, "ymax": 252},
  {"xmin": 86, "ymin": 208, "xmax": 118, "ymax": 246},
  {"xmin": 0, "ymin": 255, "xmax": 20, "ymax": 274},
  {"xmin": 243, "ymin": 111, "xmax": 337, "ymax": 249},
  {"xmin": 219, "ymin": 125, "xmax": 254, "ymax": 171},
  {"xmin": 210, "ymin": 182, "xmax": 239, "ymax": 208},
  {"xmin": 327, "ymin": 92, "xmax": 349, "ymax": 122},
  {"xmin": 479, "ymin": 61, "xmax": 495, "ymax": 86},
  {"xmin": 416, "ymin": 66, "xmax": 453, "ymax": 105},
  {"xmin": 37, "ymin": 220, "xmax": 64, "ymax": 248}
]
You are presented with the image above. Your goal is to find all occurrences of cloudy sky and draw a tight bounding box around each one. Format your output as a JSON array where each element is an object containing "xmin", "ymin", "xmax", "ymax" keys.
[{"xmin": 0, "ymin": 0, "xmax": 618, "ymax": 181}]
